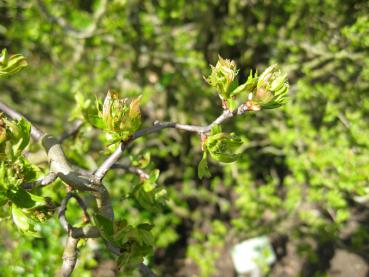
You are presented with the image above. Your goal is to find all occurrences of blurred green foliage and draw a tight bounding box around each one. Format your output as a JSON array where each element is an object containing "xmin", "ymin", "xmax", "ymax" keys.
[{"xmin": 0, "ymin": 0, "xmax": 369, "ymax": 276}]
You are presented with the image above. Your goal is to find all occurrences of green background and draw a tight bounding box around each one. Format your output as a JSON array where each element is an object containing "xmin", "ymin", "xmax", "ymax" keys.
[{"xmin": 0, "ymin": 0, "xmax": 368, "ymax": 276}]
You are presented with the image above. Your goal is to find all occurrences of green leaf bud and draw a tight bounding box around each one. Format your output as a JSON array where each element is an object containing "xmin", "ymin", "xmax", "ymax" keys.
[
  {"xmin": 206, "ymin": 56, "xmax": 239, "ymax": 101},
  {"xmin": 99, "ymin": 91, "xmax": 142, "ymax": 142},
  {"xmin": 248, "ymin": 64, "xmax": 289, "ymax": 110},
  {"xmin": 203, "ymin": 126, "xmax": 243, "ymax": 164}
]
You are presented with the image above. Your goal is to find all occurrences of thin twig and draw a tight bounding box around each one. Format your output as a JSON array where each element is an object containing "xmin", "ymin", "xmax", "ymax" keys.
[
  {"xmin": 22, "ymin": 172, "xmax": 58, "ymax": 190},
  {"xmin": 59, "ymin": 119, "xmax": 84, "ymax": 142},
  {"xmin": 94, "ymin": 143, "xmax": 127, "ymax": 181},
  {"xmin": 58, "ymin": 192, "xmax": 98, "ymax": 238},
  {"xmin": 111, "ymin": 163, "xmax": 149, "ymax": 179},
  {"xmin": 139, "ymin": 263, "xmax": 157, "ymax": 277},
  {"xmin": 36, "ymin": 0, "xmax": 108, "ymax": 39},
  {"xmin": 94, "ymin": 104, "xmax": 249, "ymax": 181}
]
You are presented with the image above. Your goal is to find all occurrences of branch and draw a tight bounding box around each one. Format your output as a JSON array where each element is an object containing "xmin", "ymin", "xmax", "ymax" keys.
[
  {"xmin": 1, "ymin": 101, "xmax": 115, "ymax": 276},
  {"xmin": 94, "ymin": 104, "xmax": 249, "ymax": 181},
  {"xmin": 58, "ymin": 192, "xmax": 99, "ymax": 239},
  {"xmin": 111, "ymin": 163, "xmax": 149, "ymax": 179},
  {"xmin": 22, "ymin": 172, "xmax": 57, "ymax": 190},
  {"xmin": 0, "ymin": 101, "xmax": 96, "ymax": 191},
  {"xmin": 0, "ymin": 101, "xmax": 44, "ymax": 141},
  {"xmin": 42, "ymin": 134, "xmax": 98, "ymax": 191},
  {"xmin": 36, "ymin": 0, "xmax": 108, "ymax": 39},
  {"xmin": 94, "ymin": 143, "xmax": 127, "ymax": 181},
  {"xmin": 58, "ymin": 236, "xmax": 79, "ymax": 277}
]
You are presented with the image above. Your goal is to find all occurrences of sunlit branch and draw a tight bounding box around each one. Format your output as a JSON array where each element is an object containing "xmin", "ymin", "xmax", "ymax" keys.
[
  {"xmin": 22, "ymin": 172, "xmax": 57, "ymax": 190},
  {"xmin": 58, "ymin": 236, "xmax": 79, "ymax": 277},
  {"xmin": 94, "ymin": 104, "xmax": 249, "ymax": 181}
]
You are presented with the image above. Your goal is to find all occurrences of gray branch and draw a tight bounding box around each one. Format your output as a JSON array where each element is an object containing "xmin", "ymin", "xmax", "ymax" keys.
[
  {"xmin": 0, "ymin": 100, "xmax": 248, "ymax": 277},
  {"xmin": 58, "ymin": 236, "xmax": 79, "ymax": 277},
  {"xmin": 58, "ymin": 192, "xmax": 99, "ymax": 239},
  {"xmin": 22, "ymin": 172, "xmax": 57, "ymax": 190},
  {"xmin": 94, "ymin": 104, "xmax": 249, "ymax": 181}
]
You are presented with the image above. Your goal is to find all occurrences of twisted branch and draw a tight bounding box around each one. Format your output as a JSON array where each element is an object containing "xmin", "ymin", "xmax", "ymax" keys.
[{"xmin": 0, "ymin": 100, "xmax": 249, "ymax": 276}]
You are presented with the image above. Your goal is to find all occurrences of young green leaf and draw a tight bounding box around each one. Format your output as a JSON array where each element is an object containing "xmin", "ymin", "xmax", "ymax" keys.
[
  {"xmin": 0, "ymin": 49, "xmax": 27, "ymax": 77},
  {"xmin": 198, "ymin": 152, "xmax": 211, "ymax": 179},
  {"xmin": 93, "ymin": 213, "xmax": 115, "ymax": 242}
]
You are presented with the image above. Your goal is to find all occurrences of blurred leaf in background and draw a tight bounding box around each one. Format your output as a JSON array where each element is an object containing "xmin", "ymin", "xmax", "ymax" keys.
[{"xmin": 0, "ymin": 0, "xmax": 369, "ymax": 276}]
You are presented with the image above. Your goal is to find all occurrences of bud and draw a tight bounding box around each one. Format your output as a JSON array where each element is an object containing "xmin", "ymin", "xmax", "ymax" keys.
[
  {"xmin": 248, "ymin": 64, "xmax": 289, "ymax": 110},
  {"xmin": 101, "ymin": 91, "xmax": 142, "ymax": 140},
  {"xmin": 0, "ymin": 49, "xmax": 27, "ymax": 77},
  {"xmin": 206, "ymin": 56, "xmax": 238, "ymax": 100},
  {"xmin": 204, "ymin": 126, "xmax": 243, "ymax": 163},
  {"xmin": 102, "ymin": 90, "xmax": 129, "ymax": 131}
]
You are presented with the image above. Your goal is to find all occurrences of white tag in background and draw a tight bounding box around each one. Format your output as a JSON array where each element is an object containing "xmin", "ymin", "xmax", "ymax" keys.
[{"xmin": 231, "ymin": 236, "xmax": 276, "ymax": 277}]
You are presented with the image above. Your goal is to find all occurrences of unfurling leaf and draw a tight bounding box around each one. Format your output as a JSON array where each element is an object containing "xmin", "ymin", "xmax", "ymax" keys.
[
  {"xmin": 205, "ymin": 56, "xmax": 239, "ymax": 111},
  {"xmin": 0, "ymin": 49, "xmax": 27, "ymax": 77},
  {"xmin": 77, "ymin": 91, "xmax": 142, "ymax": 144},
  {"xmin": 0, "ymin": 116, "xmax": 31, "ymax": 160},
  {"xmin": 198, "ymin": 152, "xmax": 211, "ymax": 179},
  {"xmin": 231, "ymin": 70, "xmax": 258, "ymax": 97},
  {"xmin": 204, "ymin": 126, "xmax": 243, "ymax": 163},
  {"xmin": 248, "ymin": 64, "xmax": 289, "ymax": 110},
  {"xmin": 94, "ymin": 213, "xmax": 115, "ymax": 242}
]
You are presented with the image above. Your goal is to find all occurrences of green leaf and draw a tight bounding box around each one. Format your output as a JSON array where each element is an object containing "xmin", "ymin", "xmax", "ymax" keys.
[
  {"xmin": 205, "ymin": 131, "xmax": 243, "ymax": 163},
  {"xmin": 148, "ymin": 169, "xmax": 160, "ymax": 183},
  {"xmin": 138, "ymin": 229, "xmax": 154, "ymax": 246},
  {"xmin": 12, "ymin": 204, "xmax": 30, "ymax": 230},
  {"xmin": 0, "ymin": 49, "xmax": 27, "ymax": 77},
  {"xmin": 198, "ymin": 152, "xmax": 211, "ymax": 179},
  {"xmin": 94, "ymin": 213, "xmax": 115, "ymax": 242},
  {"xmin": 230, "ymin": 70, "xmax": 258, "ymax": 97},
  {"xmin": 11, "ymin": 204, "xmax": 40, "ymax": 237},
  {"xmin": 7, "ymin": 188, "xmax": 37, "ymax": 209}
]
